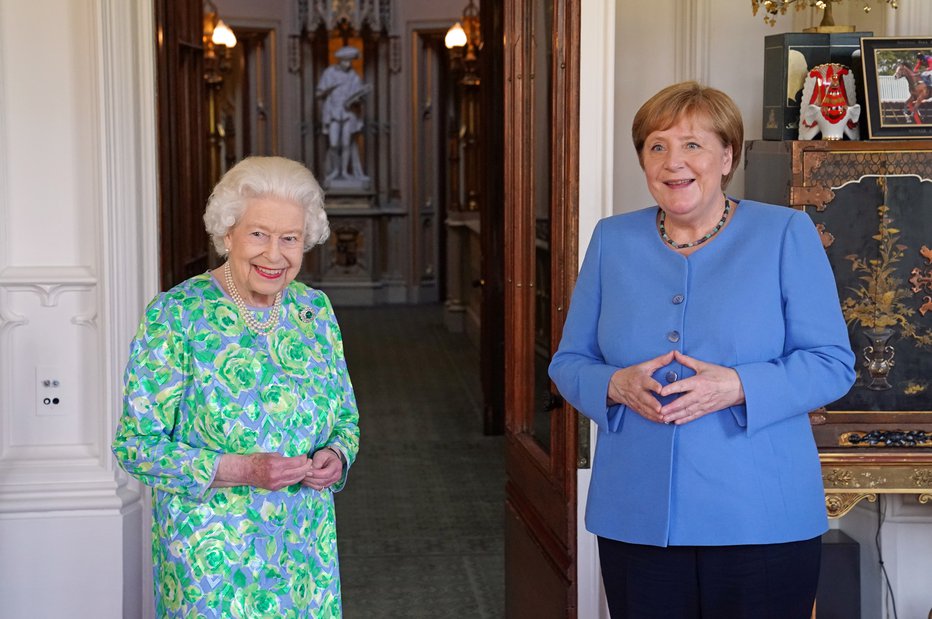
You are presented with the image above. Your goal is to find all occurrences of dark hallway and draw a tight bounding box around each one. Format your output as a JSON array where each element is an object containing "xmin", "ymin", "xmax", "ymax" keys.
[{"xmin": 334, "ymin": 305, "xmax": 505, "ymax": 618}]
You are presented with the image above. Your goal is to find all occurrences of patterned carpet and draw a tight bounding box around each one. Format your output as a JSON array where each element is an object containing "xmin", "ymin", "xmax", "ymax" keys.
[{"xmin": 333, "ymin": 304, "xmax": 505, "ymax": 618}]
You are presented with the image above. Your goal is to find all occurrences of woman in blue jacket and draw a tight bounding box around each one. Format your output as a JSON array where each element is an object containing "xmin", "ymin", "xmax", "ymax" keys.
[{"xmin": 549, "ymin": 82, "xmax": 855, "ymax": 618}]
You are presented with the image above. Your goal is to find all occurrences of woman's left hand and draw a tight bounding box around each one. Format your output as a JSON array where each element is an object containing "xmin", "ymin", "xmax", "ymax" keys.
[
  {"xmin": 302, "ymin": 448, "xmax": 343, "ymax": 491},
  {"xmin": 657, "ymin": 350, "xmax": 745, "ymax": 425}
]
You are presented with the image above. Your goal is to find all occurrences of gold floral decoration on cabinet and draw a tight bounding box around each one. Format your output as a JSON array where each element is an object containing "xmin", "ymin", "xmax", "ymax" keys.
[{"xmin": 840, "ymin": 178, "xmax": 932, "ymax": 391}]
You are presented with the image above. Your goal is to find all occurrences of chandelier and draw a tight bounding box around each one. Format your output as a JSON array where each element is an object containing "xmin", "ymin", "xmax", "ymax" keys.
[{"xmin": 751, "ymin": 0, "xmax": 899, "ymax": 28}]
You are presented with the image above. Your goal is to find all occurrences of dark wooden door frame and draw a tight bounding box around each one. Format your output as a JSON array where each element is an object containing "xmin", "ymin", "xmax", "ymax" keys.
[
  {"xmin": 155, "ymin": 0, "xmax": 211, "ymax": 291},
  {"xmin": 479, "ymin": 1, "xmax": 505, "ymax": 436},
  {"xmin": 503, "ymin": 0, "xmax": 580, "ymax": 617}
]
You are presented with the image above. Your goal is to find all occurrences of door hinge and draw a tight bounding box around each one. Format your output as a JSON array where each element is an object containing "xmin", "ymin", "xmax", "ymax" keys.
[{"xmin": 577, "ymin": 412, "xmax": 591, "ymax": 469}]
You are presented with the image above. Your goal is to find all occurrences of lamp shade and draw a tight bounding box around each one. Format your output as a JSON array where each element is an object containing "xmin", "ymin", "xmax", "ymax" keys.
[
  {"xmin": 445, "ymin": 22, "xmax": 466, "ymax": 49},
  {"xmin": 212, "ymin": 20, "xmax": 237, "ymax": 48}
]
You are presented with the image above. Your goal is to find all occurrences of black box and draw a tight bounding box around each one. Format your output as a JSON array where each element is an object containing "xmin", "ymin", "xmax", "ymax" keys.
[
  {"xmin": 816, "ymin": 529, "xmax": 861, "ymax": 619},
  {"xmin": 743, "ymin": 140, "xmax": 792, "ymax": 204},
  {"xmin": 762, "ymin": 32, "xmax": 872, "ymax": 140}
]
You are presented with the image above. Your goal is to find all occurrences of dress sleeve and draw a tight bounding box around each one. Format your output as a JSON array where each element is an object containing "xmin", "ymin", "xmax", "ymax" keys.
[
  {"xmin": 111, "ymin": 294, "xmax": 221, "ymax": 499},
  {"xmin": 733, "ymin": 210, "xmax": 856, "ymax": 436},
  {"xmin": 548, "ymin": 221, "xmax": 625, "ymax": 432},
  {"xmin": 319, "ymin": 295, "xmax": 360, "ymax": 492}
]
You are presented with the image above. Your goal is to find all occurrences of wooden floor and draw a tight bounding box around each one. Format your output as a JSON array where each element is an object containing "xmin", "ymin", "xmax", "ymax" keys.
[{"xmin": 334, "ymin": 304, "xmax": 505, "ymax": 618}]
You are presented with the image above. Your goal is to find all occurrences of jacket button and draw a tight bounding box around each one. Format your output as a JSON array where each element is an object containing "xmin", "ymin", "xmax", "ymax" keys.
[
  {"xmin": 667, "ymin": 330, "xmax": 680, "ymax": 343},
  {"xmin": 665, "ymin": 370, "xmax": 678, "ymax": 383},
  {"xmin": 672, "ymin": 294, "xmax": 685, "ymax": 305}
]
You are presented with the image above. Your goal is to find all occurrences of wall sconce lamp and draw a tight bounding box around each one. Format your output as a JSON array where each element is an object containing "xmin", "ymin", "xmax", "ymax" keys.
[
  {"xmin": 444, "ymin": 0, "xmax": 482, "ymax": 214},
  {"xmin": 444, "ymin": 0, "xmax": 480, "ymax": 85},
  {"xmin": 203, "ymin": 0, "xmax": 237, "ymax": 184},
  {"xmin": 204, "ymin": 1, "xmax": 237, "ymax": 86},
  {"xmin": 445, "ymin": 22, "xmax": 467, "ymax": 49},
  {"xmin": 212, "ymin": 20, "xmax": 237, "ymax": 48}
]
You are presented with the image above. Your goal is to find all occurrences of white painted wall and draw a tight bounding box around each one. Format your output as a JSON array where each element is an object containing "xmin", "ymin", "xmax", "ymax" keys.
[
  {"xmin": 0, "ymin": 0, "xmax": 158, "ymax": 616},
  {"xmin": 577, "ymin": 0, "xmax": 932, "ymax": 616},
  {"xmin": 0, "ymin": 0, "xmax": 927, "ymax": 616},
  {"xmin": 578, "ymin": 1, "xmax": 616, "ymax": 615}
]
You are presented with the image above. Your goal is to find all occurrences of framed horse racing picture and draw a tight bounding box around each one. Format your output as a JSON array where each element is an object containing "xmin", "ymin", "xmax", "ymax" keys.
[{"xmin": 861, "ymin": 36, "xmax": 932, "ymax": 139}]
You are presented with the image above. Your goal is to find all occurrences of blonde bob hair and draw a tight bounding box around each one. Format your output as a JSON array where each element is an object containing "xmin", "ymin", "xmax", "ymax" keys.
[
  {"xmin": 631, "ymin": 81, "xmax": 744, "ymax": 190},
  {"xmin": 203, "ymin": 156, "xmax": 330, "ymax": 255}
]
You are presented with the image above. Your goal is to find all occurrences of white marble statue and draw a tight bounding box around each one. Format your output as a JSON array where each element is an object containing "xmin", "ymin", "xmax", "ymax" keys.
[{"xmin": 316, "ymin": 45, "xmax": 373, "ymax": 188}]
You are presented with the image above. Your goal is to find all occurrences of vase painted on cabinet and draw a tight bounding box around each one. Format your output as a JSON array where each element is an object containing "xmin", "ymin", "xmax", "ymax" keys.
[
  {"xmin": 862, "ymin": 327, "xmax": 896, "ymax": 390},
  {"xmin": 840, "ymin": 180, "xmax": 932, "ymax": 394}
]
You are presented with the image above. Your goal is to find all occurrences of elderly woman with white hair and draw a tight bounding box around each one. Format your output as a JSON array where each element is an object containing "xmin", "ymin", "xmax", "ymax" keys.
[{"xmin": 112, "ymin": 156, "xmax": 359, "ymax": 618}]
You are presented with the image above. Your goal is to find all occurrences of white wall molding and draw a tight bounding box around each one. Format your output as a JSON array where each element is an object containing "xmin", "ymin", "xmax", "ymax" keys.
[
  {"xmin": 674, "ymin": 0, "xmax": 712, "ymax": 84},
  {"xmin": 0, "ymin": 266, "xmax": 97, "ymax": 307},
  {"xmin": 887, "ymin": 3, "xmax": 932, "ymax": 36},
  {"xmin": 94, "ymin": 0, "xmax": 159, "ymax": 482},
  {"xmin": 0, "ymin": 265, "xmax": 95, "ymax": 282},
  {"xmin": 0, "ymin": 478, "xmax": 137, "ymax": 517},
  {"xmin": 884, "ymin": 493, "xmax": 932, "ymax": 522},
  {"xmin": 3, "ymin": 444, "xmax": 97, "ymax": 460},
  {"xmin": 580, "ymin": 0, "xmax": 616, "ymax": 229},
  {"xmin": 0, "ymin": 286, "xmax": 26, "ymax": 509},
  {"xmin": 0, "ymin": 430, "xmax": 147, "ymax": 515},
  {"xmin": 0, "ymin": 1, "xmax": 7, "ymax": 271},
  {"xmin": 0, "ymin": 294, "xmax": 26, "ymax": 333},
  {"xmin": 0, "ymin": 280, "xmax": 99, "ymax": 494},
  {"xmin": 0, "ymin": 0, "xmax": 155, "ymax": 614},
  {"xmin": 579, "ymin": 1, "xmax": 615, "ymax": 617},
  {"xmin": 0, "ymin": 275, "xmax": 100, "ymax": 486},
  {"xmin": 73, "ymin": 311, "xmax": 99, "ymax": 328}
]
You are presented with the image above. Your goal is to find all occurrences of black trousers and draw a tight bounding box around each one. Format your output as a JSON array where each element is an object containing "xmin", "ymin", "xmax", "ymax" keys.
[{"xmin": 597, "ymin": 535, "xmax": 821, "ymax": 619}]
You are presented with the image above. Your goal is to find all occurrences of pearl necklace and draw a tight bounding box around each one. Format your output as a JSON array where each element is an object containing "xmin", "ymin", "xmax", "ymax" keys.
[
  {"xmin": 659, "ymin": 197, "xmax": 732, "ymax": 250},
  {"xmin": 223, "ymin": 261, "xmax": 282, "ymax": 336}
]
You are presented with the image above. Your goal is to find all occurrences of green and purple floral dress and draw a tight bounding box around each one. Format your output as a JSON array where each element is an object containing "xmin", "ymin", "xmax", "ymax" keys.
[{"xmin": 112, "ymin": 274, "xmax": 359, "ymax": 618}]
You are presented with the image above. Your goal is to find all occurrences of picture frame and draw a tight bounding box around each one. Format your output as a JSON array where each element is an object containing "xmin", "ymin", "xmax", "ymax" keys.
[{"xmin": 861, "ymin": 36, "xmax": 932, "ymax": 139}]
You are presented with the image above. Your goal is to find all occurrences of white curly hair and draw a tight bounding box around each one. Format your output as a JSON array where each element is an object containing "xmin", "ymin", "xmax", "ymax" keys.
[{"xmin": 203, "ymin": 156, "xmax": 330, "ymax": 255}]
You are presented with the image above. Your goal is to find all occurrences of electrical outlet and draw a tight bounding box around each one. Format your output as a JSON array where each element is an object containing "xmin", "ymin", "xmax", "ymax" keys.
[{"xmin": 36, "ymin": 366, "xmax": 66, "ymax": 416}]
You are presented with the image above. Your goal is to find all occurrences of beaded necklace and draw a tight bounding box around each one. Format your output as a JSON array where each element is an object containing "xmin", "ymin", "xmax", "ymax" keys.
[
  {"xmin": 223, "ymin": 261, "xmax": 283, "ymax": 336},
  {"xmin": 658, "ymin": 196, "xmax": 732, "ymax": 250}
]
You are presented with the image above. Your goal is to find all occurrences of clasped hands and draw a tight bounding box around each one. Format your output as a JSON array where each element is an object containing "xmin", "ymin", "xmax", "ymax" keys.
[
  {"xmin": 606, "ymin": 350, "xmax": 745, "ymax": 425},
  {"xmin": 214, "ymin": 448, "xmax": 343, "ymax": 491},
  {"xmin": 254, "ymin": 448, "xmax": 343, "ymax": 491}
]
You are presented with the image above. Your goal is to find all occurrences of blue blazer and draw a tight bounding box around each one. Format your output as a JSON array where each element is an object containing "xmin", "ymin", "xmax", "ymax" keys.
[{"xmin": 549, "ymin": 201, "xmax": 855, "ymax": 547}]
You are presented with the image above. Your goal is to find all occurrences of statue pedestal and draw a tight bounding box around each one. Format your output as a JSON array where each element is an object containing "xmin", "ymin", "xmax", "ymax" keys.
[
  {"xmin": 302, "ymin": 190, "xmax": 386, "ymax": 306},
  {"xmin": 323, "ymin": 177, "xmax": 372, "ymax": 193},
  {"xmin": 324, "ymin": 190, "xmax": 374, "ymax": 210}
]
